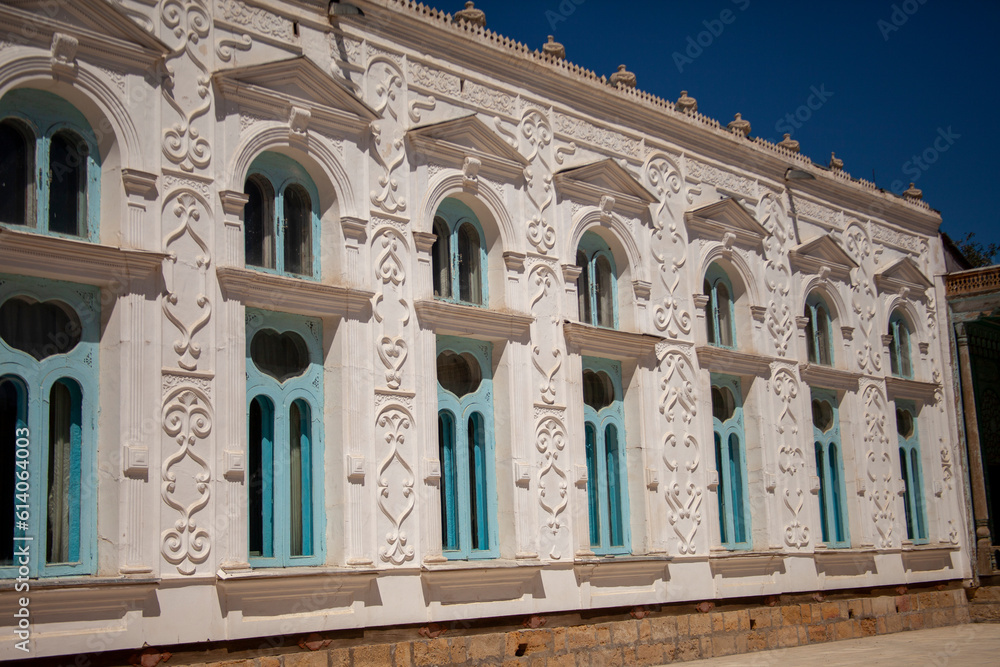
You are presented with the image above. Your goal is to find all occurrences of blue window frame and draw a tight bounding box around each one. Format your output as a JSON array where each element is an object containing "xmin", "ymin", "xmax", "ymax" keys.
[
  {"xmin": 246, "ymin": 309, "xmax": 324, "ymax": 567},
  {"xmin": 575, "ymin": 231, "xmax": 618, "ymax": 329},
  {"xmin": 711, "ymin": 373, "xmax": 750, "ymax": 549},
  {"xmin": 888, "ymin": 310, "xmax": 912, "ymax": 378},
  {"xmin": 805, "ymin": 292, "xmax": 833, "ymax": 366},
  {"xmin": 432, "ymin": 198, "xmax": 487, "ymax": 306},
  {"xmin": 0, "ymin": 89, "xmax": 101, "ymax": 241},
  {"xmin": 896, "ymin": 401, "xmax": 927, "ymax": 543},
  {"xmin": 811, "ymin": 389, "xmax": 849, "ymax": 547},
  {"xmin": 582, "ymin": 357, "xmax": 630, "ymax": 555},
  {"xmin": 704, "ymin": 263, "xmax": 735, "ymax": 348},
  {"xmin": 436, "ymin": 336, "xmax": 497, "ymax": 559},
  {"xmin": 0, "ymin": 275, "xmax": 99, "ymax": 577},
  {"xmin": 243, "ymin": 153, "xmax": 321, "ymax": 279}
]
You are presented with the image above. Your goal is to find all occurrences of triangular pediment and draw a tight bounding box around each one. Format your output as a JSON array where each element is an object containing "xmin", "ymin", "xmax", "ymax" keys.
[
  {"xmin": 789, "ymin": 235, "xmax": 858, "ymax": 280},
  {"xmin": 876, "ymin": 256, "xmax": 933, "ymax": 294},
  {"xmin": 408, "ymin": 115, "xmax": 528, "ymax": 167},
  {"xmin": 684, "ymin": 197, "xmax": 769, "ymax": 247},
  {"xmin": 0, "ymin": 0, "xmax": 168, "ymax": 57},
  {"xmin": 555, "ymin": 159, "xmax": 658, "ymax": 206},
  {"xmin": 214, "ymin": 56, "xmax": 378, "ymax": 122}
]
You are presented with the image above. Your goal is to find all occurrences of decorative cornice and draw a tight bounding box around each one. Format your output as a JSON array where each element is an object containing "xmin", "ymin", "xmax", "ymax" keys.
[
  {"xmin": 121, "ymin": 169, "xmax": 159, "ymax": 199},
  {"xmin": 696, "ymin": 345, "xmax": 775, "ymax": 376},
  {"xmin": 408, "ymin": 115, "xmax": 527, "ymax": 183},
  {"xmin": 789, "ymin": 236, "xmax": 858, "ymax": 282},
  {"xmin": 884, "ymin": 376, "xmax": 939, "ymax": 404},
  {"xmin": 563, "ymin": 321, "xmax": 662, "ymax": 361},
  {"xmin": 684, "ymin": 197, "xmax": 768, "ymax": 251},
  {"xmin": 216, "ymin": 266, "xmax": 374, "ymax": 319},
  {"xmin": 0, "ymin": 228, "xmax": 165, "ymax": 286},
  {"xmin": 798, "ymin": 363, "xmax": 864, "ymax": 392},
  {"xmin": 414, "ymin": 299, "xmax": 533, "ymax": 341}
]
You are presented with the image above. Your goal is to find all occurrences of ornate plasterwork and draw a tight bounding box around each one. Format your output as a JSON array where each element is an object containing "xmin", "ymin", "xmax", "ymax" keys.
[
  {"xmin": 659, "ymin": 349, "xmax": 702, "ymax": 554},
  {"xmin": 521, "ymin": 109, "xmax": 556, "ymax": 255},
  {"xmin": 376, "ymin": 406, "xmax": 415, "ymax": 565},
  {"xmin": 161, "ymin": 383, "xmax": 213, "ymax": 575},
  {"xmin": 464, "ymin": 81, "xmax": 518, "ymax": 117},
  {"xmin": 553, "ymin": 112, "xmax": 641, "ymax": 158},
  {"xmin": 216, "ymin": 33, "xmax": 252, "ymax": 62},
  {"xmin": 216, "ymin": 0, "xmax": 293, "ymax": 41},
  {"xmin": 795, "ymin": 199, "xmax": 841, "ymax": 228},
  {"xmin": 845, "ymin": 222, "xmax": 883, "ymax": 374},
  {"xmin": 536, "ymin": 413, "xmax": 568, "ymax": 560},
  {"xmin": 770, "ymin": 363, "xmax": 809, "ymax": 548},
  {"xmin": 162, "ymin": 1, "xmax": 212, "ymax": 173},
  {"xmin": 408, "ymin": 60, "xmax": 461, "ymax": 96},
  {"xmin": 644, "ymin": 155, "xmax": 691, "ymax": 338},
  {"xmin": 97, "ymin": 65, "xmax": 126, "ymax": 95},
  {"xmin": 368, "ymin": 58, "xmax": 407, "ymax": 215},
  {"xmin": 759, "ymin": 193, "xmax": 795, "ymax": 358},
  {"xmin": 685, "ymin": 158, "xmax": 757, "ymax": 200},
  {"xmin": 871, "ymin": 221, "xmax": 921, "ymax": 254},
  {"xmin": 162, "ymin": 192, "xmax": 212, "ymax": 371},
  {"xmin": 861, "ymin": 380, "xmax": 896, "ymax": 548}
]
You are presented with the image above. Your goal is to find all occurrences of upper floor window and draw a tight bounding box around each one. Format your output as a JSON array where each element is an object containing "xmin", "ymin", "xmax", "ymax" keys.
[
  {"xmin": 704, "ymin": 263, "xmax": 735, "ymax": 348},
  {"xmin": 0, "ymin": 276, "xmax": 99, "ymax": 577},
  {"xmin": 244, "ymin": 153, "xmax": 319, "ymax": 278},
  {"xmin": 582, "ymin": 357, "xmax": 630, "ymax": 554},
  {"xmin": 246, "ymin": 310, "xmax": 324, "ymax": 567},
  {"xmin": 432, "ymin": 198, "xmax": 486, "ymax": 306},
  {"xmin": 804, "ymin": 292, "xmax": 833, "ymax": 365},
  {"xmin": 436, "ymin": 336, "xmax": 496, "ymax": 559},
  {"xmin": 0, "ymin": 89, "xmax": 100, "ymax": 241},
  {"xmin": 896, "ymin": 402, "xmax": 927, "ymax": 543},
  {"xmin": 812, "ymin": 390, "xmax": 849, "ymax": 547},
  {"xmin": 888, "ymin": 310, "xmax": 912, "ymax": 378},
  {"xmin": 711, "ymin": 373, "xmax": 750, "ymax": 549},
  {"xmin": 576, "ymin": 231, "xmax": 617, "ymax": 328}
]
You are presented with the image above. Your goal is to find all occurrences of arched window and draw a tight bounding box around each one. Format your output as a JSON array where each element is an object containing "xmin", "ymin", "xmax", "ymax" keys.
[
  {"xmin": 246, "ymin": 310, "xmax": 324, "ymax": 566},
  {"xmin": 431, "ymin": 198, "xmax": 487, "ymax": 306},
  {"xmin": 243, "ymin": 154, "xmax": 319, "ymax": 278},
  {"xmin": 711, "ymin": 374, "xmax": 749, "ymax": 549},
  {"xmin": 0, "ymin": 89, "xmax": 100, "ymax": 240},
  {"xmin": 0, "ymin": 119, "xmax": 33, "ymax": 226},
  {"xmin": 812, "ymin": 390, "xmax": 849, "ymax": 547},
  {"xmin": 576, "ymin": 231, "xmax": 617, "ymax": 328},
  {"xmin": 805, "ymin": 292, "xmax": 833, "ymax": 365},
  {"xmin": 436, "ymin": 336, "xmax": 496, "ymax": 559},
  {"xmin": 0, "ymin": 278, "xmax": 99, "ymax": 577},
  {"xmin": 582, "ymin": 358, "xmax": 630, "ymax": 554},
  {"xmin": 896, "ymin": 402, "xmax": 927, "ymax": 543},
  {"xmin": 704, "ymin": 263, "xmax": 735, "ymax": 348},
  {"xmin": 888, "ymin": 310, "xmax": 912, "ymax": 378}
]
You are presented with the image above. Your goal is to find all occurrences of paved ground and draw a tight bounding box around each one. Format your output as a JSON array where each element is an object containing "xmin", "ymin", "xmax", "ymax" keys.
[{"xmin": 670, "ymin": 623, "xmax": 1000, "ymax": 666}]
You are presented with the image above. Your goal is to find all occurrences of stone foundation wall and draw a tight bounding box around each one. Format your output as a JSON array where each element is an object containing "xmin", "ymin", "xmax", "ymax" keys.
[{"xmin": 43, "ymin": 586, "xmax": 978, "ymax": 667}]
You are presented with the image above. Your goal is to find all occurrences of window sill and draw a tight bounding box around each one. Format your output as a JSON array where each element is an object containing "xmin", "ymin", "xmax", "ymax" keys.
[
  {"xmin": 216, "ymin": 565, "xmax": 378, "ymax": 611},
  {"xmin": 563, "ymin": 320, "xmax": 663, "ymax": 361},
  {"xmin": 0, "ymin": 227, "xmax": 166, "ymax": 286},
  {"xmin": 420, "ymin": 559, "xmax": 542, "ymax": 603},
  {"xmin": 799, "ymin": 363, "xmax": 865, "ymax": 391},
  {"xmin": 697, "ymin": 345, "xmax": 777, "ymax": 376},
  {"xmin": 216, "ymin": 265, "xmax": 374, "ymax": 319},
  {"xmin": 414, "ymin": 299, "xmax": 533, "ymax": 341},
  {"xmin": 0, "ymin": 575, "xmax": 159, "ymax": 621},
  {"xmin": 885, "ymin": 376, "xmax": 939, "ymax": 403}
]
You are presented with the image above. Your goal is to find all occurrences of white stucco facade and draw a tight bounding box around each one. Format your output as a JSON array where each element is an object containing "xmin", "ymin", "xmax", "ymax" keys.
[{"xmin": 0, "ymin": 0, "xmax": 971, "ymax": 659}]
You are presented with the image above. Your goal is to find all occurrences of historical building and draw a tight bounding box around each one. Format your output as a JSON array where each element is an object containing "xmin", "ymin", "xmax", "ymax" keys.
[{"xmin": 0, "ymin": 0, "xmax": 976, "ymax": 663}]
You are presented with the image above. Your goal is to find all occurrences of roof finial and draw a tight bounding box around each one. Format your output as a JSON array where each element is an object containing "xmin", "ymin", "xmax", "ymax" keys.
[
  {"xmin": 727, "ymin": 113, "xmax": 751, "ymax": 137},
  {"xmin": 609, "ymin": 64, "xmax": 636, "ymax": 88},
  {"xmin": 542, "ymin": 34, "xmax": 565, "ymax": 59},
  {"xmin": 676, "ymin": 90, "xmax": 697, "ymax": 114},
  {"xmin": 829, "ymin": 152, "xmax": 843, "ymax": 171},
  {"xmin": 454, "ymin": 1, "xmax": 485, "ymax": 27},
  {"xmin": 778, "ymin": 133, "xmax": 800, "ymax": 153},
  {"xmin": 903, "ymin": 182, "xmax": 923, "ymax": 200}
]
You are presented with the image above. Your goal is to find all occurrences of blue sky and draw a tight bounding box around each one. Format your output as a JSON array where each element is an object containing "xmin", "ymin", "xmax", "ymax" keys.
[{"xmin": 466, "ymin": 0, "xmax": 999, "ymax": 250}]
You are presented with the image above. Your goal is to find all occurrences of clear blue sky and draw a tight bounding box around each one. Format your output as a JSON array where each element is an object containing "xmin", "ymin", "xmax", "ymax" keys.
[{"xmin": 464, "ymin": 0, "xmax": 999, "ymax": 249}]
